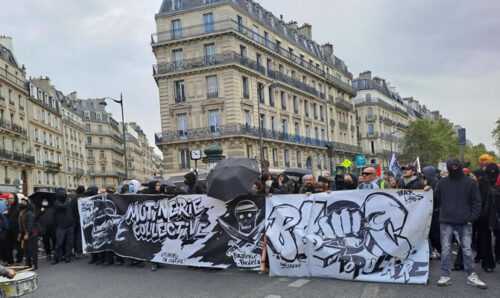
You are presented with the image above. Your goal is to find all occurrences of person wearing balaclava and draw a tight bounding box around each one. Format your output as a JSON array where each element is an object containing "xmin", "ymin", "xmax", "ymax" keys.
[
  {"xmin": 485, "ymin": 163, "xmax": 500, "ymax": 267},
  {"xmin": 52, "ymin": 190, "xmax": 75, "ymax": 265},
  {"xmin": 183, "ymin": 172, "xmax": 197, "ymax": 194},
  {"xmin": 434, "ymin": 158, "xmax": 486, "ymax": 288}
]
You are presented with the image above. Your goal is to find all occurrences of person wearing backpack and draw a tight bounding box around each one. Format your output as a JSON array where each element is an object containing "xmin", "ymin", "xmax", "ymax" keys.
[{"xmin": 18, "ymin": 197, "xmax": 38, "ymax": 269}]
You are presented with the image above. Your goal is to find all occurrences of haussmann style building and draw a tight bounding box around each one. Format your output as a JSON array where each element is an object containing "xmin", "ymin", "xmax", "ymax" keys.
[{"xmin": 152, "ymin": 0, "xmax": 361, "ymax": 177}]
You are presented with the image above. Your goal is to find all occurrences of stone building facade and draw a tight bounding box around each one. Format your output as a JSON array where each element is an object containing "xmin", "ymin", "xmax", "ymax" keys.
[{"xmin": 153, "ymin": 0, "xmax": 360, "ymax": 177}]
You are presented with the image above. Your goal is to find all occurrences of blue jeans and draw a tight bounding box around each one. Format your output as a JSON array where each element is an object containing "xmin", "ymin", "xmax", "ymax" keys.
[{"xmin": 440, "ymin": 223, "xmax": 475, "ymax": 277}]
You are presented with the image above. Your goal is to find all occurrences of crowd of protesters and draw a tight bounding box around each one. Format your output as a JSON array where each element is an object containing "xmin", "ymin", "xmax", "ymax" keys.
[{"xmin": 0, "ymin": 160, "xmax": 499, "ymax": 289}]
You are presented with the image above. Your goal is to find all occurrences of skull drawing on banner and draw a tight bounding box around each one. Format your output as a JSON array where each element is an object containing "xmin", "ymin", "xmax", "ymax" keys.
[
  {"xmin": 234, "ymin": 200, "xmax": 260, "ymax": 233},
  {"xmin": 88, "ymin": 199, "xmax": 124, "ymax": 249}
]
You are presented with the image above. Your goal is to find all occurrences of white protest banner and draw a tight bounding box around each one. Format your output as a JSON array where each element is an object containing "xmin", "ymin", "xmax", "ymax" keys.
[{"xmin": 265, "ymin": 189, "xmax": 432, "ymax": 284}]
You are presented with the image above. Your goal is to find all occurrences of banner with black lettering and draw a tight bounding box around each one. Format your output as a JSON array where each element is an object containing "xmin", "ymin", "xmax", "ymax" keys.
[
  {"xmin": 79, "ymin": 194, "xmax": 265, "ymax": 269},
  {"xmin": 265, "ymin": 190, "xmax": 432, "ymax": 284}
]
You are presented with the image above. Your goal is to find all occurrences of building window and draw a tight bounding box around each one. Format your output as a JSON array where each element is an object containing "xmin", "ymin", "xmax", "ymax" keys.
[
  {"xmin": 284, "ymin": 150, "xmax": 290, "ymax": 167},
  {"xmin": 203, "ymin": 13, "xmax": 214, "ymax": 33},
  {"xmin": 237, "ymin": 15, "xmax": 243, "ymax": 33},
  {"xmin": 305, "ymin": 125, "xmax": 311, "ymax": 139},
  {"xmin": 323, "ymin": 154, "xmax": 328, "ymax": 170},
  {"xmin": 268, "ymin": 86, "xmax": 274, "ymax": 106},
  {"xmin": 317, "ymin": 154, "xmax": 321, "ymax": 169},
  {"xmin": 296, "ymin": 151, "xmax": 302, "ymax": 168},
  {"xmin": 371, "ymin": 141, "xmax": 375, "ymax": 154},
  {"xmin": 246, "ymin": 145, "xmax": 252, "ymax": 158},
  {"xmin": 97, "ymin": 125, "xmax": 102, "ymax": 133},
  {"xmin": 240, "ymin": 45, "xmax": 247, "ymax": 58},
  {"xmin": 256, "ymin": 53, "xmax": 262, "ymax": 69},
  {"xmin": 266, "ymin": 58, "xmax": 272, "ymax": 72},
  {"xmin": 208, "ymin": 109, "xmax": 220, "ymax": 133},
  {"xmin": 368, "ymin": 124, "xmax": 374, "ymax": 136},
  {"xmin": 204, "ymin": 44, "xmax": 215, "ymax": 64},
  {"xmin": 176, "ymin": 113, "xmax": 188, "ymax": 138},
  {"xmin": 272, "ymin": 148, "xmax": 278, "ymax": 167},
  {"xmin": 85, "ymin": 124, "xmax": 90, "ymax": 132},
  {"xmin": 242, "ymin": 77, "xmax": 249, "ymax": 99},
  {"xmin": 173, "ymin": 0, "xmax": 182, "ymax": 10},
  {"xmin": 179, "ymin": 149, "xmax": 190, "ymax": 169},
  {"xmin": 257, "ymin": 83, "xmax": 264, "ymax": 104},
  {"xmin": 87, "ymin": 136, "xmax": 92, "ymax": 145},
  {"xmin": 172, "ymin": 49, "xmax": 183, "ymax": 69},
  {"xmin": 84, "ymin": 111, "xmax": 90, "ymax": 120},
  {"xmin": 314, "ymin": 127, "xmax": 319, "ymax": 140},
  {"xmin": 304, "ymin": 100, "xmax": 309, "ymax": 117},
  {"xmin": 293, "ymin": 96, "xmax": 298, "ymax": 113},
  {"xmin": 96, "ymin": 112, "xmax": 101, "ymax": 121},
  {"xmin": 206, "ymin": 75, "xmax": 218, "ymax": 98},
  {"xmin": 281, "ymin": 91, "xmax": 286, "ymax": 110},
  {"xmin": 252, "ymin": 25, "xmax": 259, "ymax": 42},
  {"xmin": 294, "ymin": 122, "xmax": 300, "ymax": 136},
  {"xmin": 313, "ymin": 103, "xmax": 318, "ymax": 119},
  {"xmin": 174, "ymin": 80, "xmax": 185, "ymax": 102},
  {"xmin": 320, "ymin": 106, "xmax": 324, "ymax": 121},
  {"xmin": 264, "ymin": 31, "xmax": 270, "ymax": 47},
  {"xmin": 260, "ymin": 114, "xmax": 266, "ymax": 130},
  {"xmin": 171, "ymin": 19, "xmax": 182, "ymax": 39},
  {"xmin": 244, "ymin": 110, "xmax": 251, "ymax": 127}
]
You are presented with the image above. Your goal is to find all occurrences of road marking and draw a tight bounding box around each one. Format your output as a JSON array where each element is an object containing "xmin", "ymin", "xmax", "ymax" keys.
[
  {"xmin": 265, "ymin": 295, "xmax": 281, "ymax": 298},
  {"xmin": 360, "ymin": 284, "xmax": 380, "ymax": 298},
  {"xmin": 287, "ymin": 279, "xmax": 310, "ymax": 288},
  {"xmin": 278, "ymin": 278, "xmax": 290, "ymax": 282}
]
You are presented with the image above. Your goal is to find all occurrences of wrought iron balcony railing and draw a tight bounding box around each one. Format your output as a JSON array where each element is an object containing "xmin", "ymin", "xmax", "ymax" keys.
[
  {"xmin": 0, "ymin": 120, "xmax": 28, "ymax": 137},
  {"xmin": 0, "ymin": 69, "xmax": 26, "ymax": 89},
  {"xmin": 334, "ymin": 97, "xmax": 354, "ymax": 111},
  {"xmin": 45, "ymin": 161, "xmax": 62, "ymax": 171},
  {"xmin": 85, "ymin": 143, "xmax": 125, "ymax": 155},
  {"xmin": 0, "ymin": 150, "xmax": 35, "ymax": 164},
  {"xmin": 155, "ymin": 123, "xmax": 330, "ymax": 148},
  {"xmin": 151, "ymin": 18, "xmax": 355, "ymax": 95}
]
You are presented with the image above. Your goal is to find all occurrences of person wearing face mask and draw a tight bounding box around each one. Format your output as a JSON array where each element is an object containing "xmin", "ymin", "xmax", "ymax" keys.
[
  {"xmin": 261, "ymin": 173, "xmax": 282, "ymax": 195},
  {"xmin": 435, "ymin": 159, "xmax": 485, "ymax": 289},
  {"xmin": 342, "ymin": 174, "xmax": 358, "ymax": 190},
  {"xmin": 18, "ymin": 197, "xmax": 38, "ymax": 269},
  {"xmin": 38, "ymin": 198, "xmax": 55, "ymax": 261}
]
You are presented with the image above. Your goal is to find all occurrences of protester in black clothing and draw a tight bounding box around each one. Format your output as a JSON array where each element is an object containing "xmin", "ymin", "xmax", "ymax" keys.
[
  {"xmin": 398, "ymin": 165, "xmax": 425, "ymax": 189},
  {"xmin": 343, "ymin": 174, "xmax": 358, "ymax": 190},
  {"xmin": 70, "ymin": 185, "xmax": 85, "ymax": 258},
  {"xmin": 52, "ymin": 190, "xmax": 75, "ymax": 264},
  {"xmin": 261, "ymin": 173, "xmax": 282, "ymax": 195},
  {"xmin": 471, "ymin": 169, "xmax": 495, "ymax": 272},
  {"xmin": 277, "ymin": 174, "xmax": 292, "ymax": 194},
  {"xmin": 252, "ymin": 180, "xmax": 264, "ymax": 195},
  {"xmin": 485, "ymin": 164, "xmax": 500, "ymax": 265},
  {"xmin": 423, "ymin": 166, "xmax": 441, "ymax": 256},
  {"xmin": 38, "ymin": 198, "xmax": 56, "ymax": 261},
  {"xmin": 18, "ymin": 197, "xmax": 38, "ymax": 269},
  {"xmin": 183, "ymin": 172, "xmax": 197, "ymax": 194},
  {"xmin": 323, "ymin": 172, "xmax": 336, "ymax": 191},
  {"xmin": 5, "ymin": 193, "xmax": 22, "ymax": 265},
  {"xmin": 334, "ymin": 174, "xmax": 345, "ymax": 191},
  {"xmin": 142, "ymin": 180, "xmax": 162, "ymax": 195}
]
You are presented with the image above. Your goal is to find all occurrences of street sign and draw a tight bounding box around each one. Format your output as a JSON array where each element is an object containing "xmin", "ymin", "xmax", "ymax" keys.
[
  {"xmin": 341, "ymin": 159, "xmax": 352, "ymax": 168},
  {"xmin": 458, "ymin": 128, "xmax": 466, "ymax": 145},
  {"xmin": 355, "ymin": 155, "xmax": 366, "ymax": 167}
]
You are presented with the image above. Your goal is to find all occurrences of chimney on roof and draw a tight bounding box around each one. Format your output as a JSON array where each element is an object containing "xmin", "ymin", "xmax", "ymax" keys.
[
  {"xmin": 373, "ymin": 76, "xmax": 385, "ymax": 87},
  {"xmin": 359, "ymin": 71, "xmax": 372, "ymax": 79},
  {"xmin": 69, "ymin": 91, "xmax": 78, "ymax": 101},
  {"xmin": 297, "ymin": 23, "xmax": 312, "ymax": 40},
  {"xmin": 321, "ymin": 43, "xmax": 333, "ymax": 56},
  {"xmin": 280, "ymin": 14, "xmax": 283, "ymax": 20},
  {"xmin": 286, "ymin": 21, "xmax": 298, "ymax": 31},
  {"xmin": 0, "ymin": 36, "xmax": 14, "ymax": 53}
]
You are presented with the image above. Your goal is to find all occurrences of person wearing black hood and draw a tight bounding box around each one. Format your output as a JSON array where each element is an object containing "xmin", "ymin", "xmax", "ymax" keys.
[
  {"xmin": 37, "ymin": 197, "xmax": 55, "ymax": 261},
  {"xmin": 18, "ymin": 197, "xmax": 38, "ymax": 269},
  {"xmin": 342, "ymin": 174, "xmax": 358, "ymax": 190},
  {"xmin": 435, "ymin": 158, "xmax": 486, "ymax": 288},
  {"xmin": 70, "ymin": 185, "xmax": 86, "ymax": 258},
  {"xmin": 485, "ymin": 163, "xmax": 500, "ymax": 266},
  {"xmin": 183, "ymin": 172, "xmax": 197, "ymax": 194},
  {"xmin": 4, "ymin": 193, "xmax": 22, "ymax": 265},
  {"xmin": 422, "ymin": 166, "xmax": 441, "ymax": 259},
  {"xmin": 142, "ymin": 180, "xmax": 162, "ymax": 194},
  {"xmin": 52, "ymin": 190, "xmax": 75, "ymax": 264},
  {"xmin": 334, "ymin": 174, "xmax": 345, "ymax": 191}
]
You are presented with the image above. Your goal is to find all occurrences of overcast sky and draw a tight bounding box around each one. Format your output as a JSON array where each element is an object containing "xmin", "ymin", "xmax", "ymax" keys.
[{"xmin": 1, "ymin": 0, "xmax": 499, "ymax": 155}]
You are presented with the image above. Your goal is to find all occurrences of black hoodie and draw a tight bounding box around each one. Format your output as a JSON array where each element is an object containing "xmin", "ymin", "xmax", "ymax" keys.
[
  {"xmin": 7, "ymin": 193, "xmax": 20, "ymax": 234},
  {"xmin": 53, "ymin": 191, "xmax": 75, "ymax": 228},
  {"xmin": 435, "ymin": 158, "xmax": 482, "ymax": 225}
]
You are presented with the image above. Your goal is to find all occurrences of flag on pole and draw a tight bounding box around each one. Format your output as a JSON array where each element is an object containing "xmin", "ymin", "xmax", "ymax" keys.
[
  {"xmin": 377, "ymin": 161, "xmax": 382, "ymax": 177},
  {"xmin": 389, "ymin": 153, "xmax": 402, "ymax": 178},
  {"xmin": 414, "ymin": 157, "xmax": 421, "ymax": 173}
]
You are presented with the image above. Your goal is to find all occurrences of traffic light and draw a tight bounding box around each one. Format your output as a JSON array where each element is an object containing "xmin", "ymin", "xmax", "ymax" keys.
[{"xmin": 325, "ymin": 143, "xmax": 334, "ymax": 158}]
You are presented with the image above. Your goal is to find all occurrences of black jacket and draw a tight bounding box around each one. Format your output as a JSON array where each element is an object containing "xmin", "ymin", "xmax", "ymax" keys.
[
  {"xmin": 435, "ymin": 175, "xmax": 482, "ymax": 225},
  {"xmin": 54, "ymin": 198, "xmax": 75, "ymax": 228},
  {"xmin": 489, "ymin": 186, "xmax": 500, "ymax": 229},
  {"xmin": 397, "ymin": 177, "xmax": 425, "ymax": 190},
  {"xmin": 7, "ymin": 203, "xmax": 20, "ymax": 234},
  {"xmin": 69, "ymin": 193, "xmax": 84, "ymax": 225},
  {"xmin": 19, "ymin": 208, "xmax": 37, "ymax": 237}
]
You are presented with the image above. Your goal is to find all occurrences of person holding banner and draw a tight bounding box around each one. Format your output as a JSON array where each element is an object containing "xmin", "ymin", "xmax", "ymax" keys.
[
  {"xmin": 397, "ymin": 165, "xmax": 426, "ymax": 190},
  {"xmin": 435, "ymin": 159, "xmax": 486, "ymax": 289}
]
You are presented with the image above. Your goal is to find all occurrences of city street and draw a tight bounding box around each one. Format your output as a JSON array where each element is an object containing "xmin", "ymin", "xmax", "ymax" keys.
[{"xmin": 25, "ymin": 256, "xmax": 499, "ymax": 298}]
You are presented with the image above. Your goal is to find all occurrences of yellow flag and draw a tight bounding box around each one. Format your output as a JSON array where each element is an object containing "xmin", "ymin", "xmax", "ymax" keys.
[{"xmin": 341, "ymin": 159, "xmax": 352, "ymax": 168}]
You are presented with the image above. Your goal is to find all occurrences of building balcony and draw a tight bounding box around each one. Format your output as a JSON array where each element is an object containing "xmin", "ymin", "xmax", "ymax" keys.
[
  {"xmin": 62, "ymin": 115, "xmax": 85, "ymax": 130},
  {"xmin": 380, "ymin": 132, "xmax": 402, "ymax": 143},
  {"xmin": 151, "ymin": 18, "xmax": 355, "ymax": 95},
  {"xmin": 87, "ymin": 170, "xmax": 126, "ymax": 178},
  {"xmin": 72, "ymin": 168, "xmax": 85, "ymax": 176},
  {"xmin": 334, "ymin": 97, "xmax": 354, "ymax": 111},
  {"xmin": 366, "ymin": 132, "xmax": 379, "ymax": 138},
  {"xmin": 207, "ymin": 91, "xmax": 219, "ymax": 99},
  {"xmin": 155, "ymin": 123, "xmax": 349, "ymax": 151},
  {"xmin": 86, "ymin": 129, "xmax": 123, "ymax": 142},
  {"xmin": 365, "ymin": 115, "xmax": 377, "ymax": 122},
  {"xmin": 0, "ymin": 69, "xmax": 26, "ymax": 90},
  {"xmin": 85, "ymin": 143, "xmax": 125, "ymax": 155},
  {"xmin": 45, "ymin": 161, "xmax": 62, "ymax": 171},
  {"xmin": 0, "ymin": 120, "xmax": 28, "ymax": 137},
  {"xmin": 0, "ymin": 150, "xmax": 35, "ymax": 164}
]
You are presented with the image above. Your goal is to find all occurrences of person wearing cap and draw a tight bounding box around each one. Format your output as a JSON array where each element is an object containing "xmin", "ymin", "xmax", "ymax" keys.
[
  {"xmin": 435, "ymin": 158, "xmax": 486, "ymax": 288},
  {"xmin": 398, "ymin": 165, "xmax": 425, "ymax": 190}
]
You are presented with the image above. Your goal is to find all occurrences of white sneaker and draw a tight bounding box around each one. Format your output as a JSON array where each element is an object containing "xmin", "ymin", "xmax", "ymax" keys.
[
  {"xmin": 437, "ymin": 276, "xmax": 452, "ymax": 286},
  {"xmin": 466, "ymin": 272, "xmax": 487, "ymax": 289}
]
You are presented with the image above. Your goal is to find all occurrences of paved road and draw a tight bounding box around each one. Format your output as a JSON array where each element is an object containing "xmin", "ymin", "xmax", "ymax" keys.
[{"xmin": 22, "ymin": 256, "xmax": 499, "ymax": 298}]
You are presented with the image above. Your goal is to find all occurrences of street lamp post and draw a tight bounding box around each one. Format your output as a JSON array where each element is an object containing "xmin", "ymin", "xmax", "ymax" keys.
[
  {"xmin": 99, "ymin": 94, "xmax": 128, "ymax": 181},
  {"xmin": 257, "ymin": 81, "xmax": 277, "ymax": 171}
]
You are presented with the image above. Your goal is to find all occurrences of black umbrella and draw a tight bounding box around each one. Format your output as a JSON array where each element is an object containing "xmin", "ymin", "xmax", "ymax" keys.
[
  {"xmin": 207, "ymin": 157, "xmax": 260, "ymax": 201},
  {"xmin": 28, "ymin": 191, "xmax": 56, "ymax": 207},
  {"xmin": 282, "ymin": 168, "xmax": 310, "ymax": 177}
]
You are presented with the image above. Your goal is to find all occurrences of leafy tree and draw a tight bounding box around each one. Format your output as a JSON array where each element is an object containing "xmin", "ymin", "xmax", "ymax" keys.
[
  {"xmin": 401, "ymin": 119, "xmax": 459, "ymax": 166},
  {"xmin": 492, "ymin": 118, "xmax": 500, "ymax": 153}
]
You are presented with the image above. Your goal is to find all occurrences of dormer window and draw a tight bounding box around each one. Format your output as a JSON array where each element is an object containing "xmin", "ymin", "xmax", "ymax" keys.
[{"xmin": 172, "ymin": 0, "xmax": 182, "ymax": 10}]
